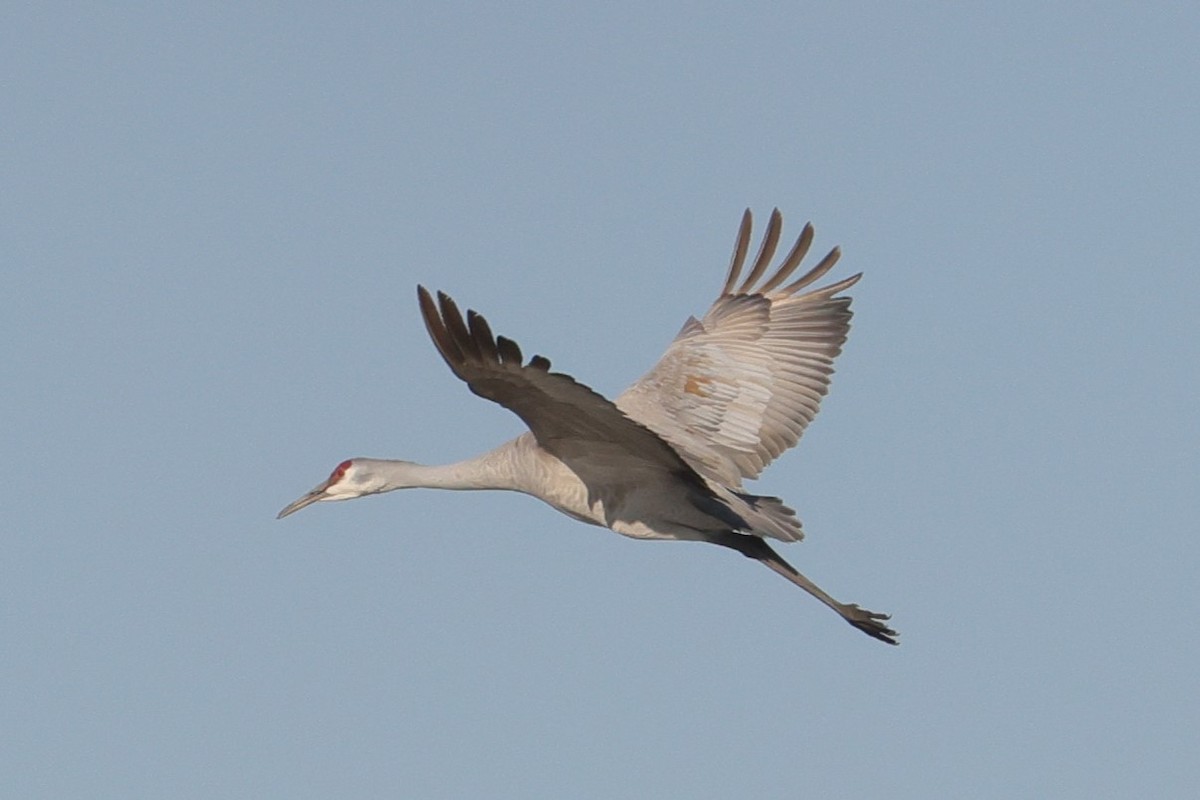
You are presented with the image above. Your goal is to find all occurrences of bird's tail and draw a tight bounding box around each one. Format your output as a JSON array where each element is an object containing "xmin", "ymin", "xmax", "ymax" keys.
[{"xmin": 728, "ymin": 491, "xmax": 804, "ymax": 542}]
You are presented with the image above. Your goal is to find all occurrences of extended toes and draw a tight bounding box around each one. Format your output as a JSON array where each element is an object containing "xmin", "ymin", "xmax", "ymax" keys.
[{"xmin": 844, "ymin": 605, "xmax": 899, "ymax": 645}]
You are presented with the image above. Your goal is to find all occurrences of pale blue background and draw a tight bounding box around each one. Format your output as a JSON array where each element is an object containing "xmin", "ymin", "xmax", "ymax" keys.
[{"xmin": 5, "ymin": 3, "xmax": 1198, "ymax": 798}]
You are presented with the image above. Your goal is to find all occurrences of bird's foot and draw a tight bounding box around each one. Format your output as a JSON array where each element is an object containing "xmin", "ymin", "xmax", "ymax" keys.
[{"xmin": 841, "ymin": 604, "xmax": 899, "ymax": 645}]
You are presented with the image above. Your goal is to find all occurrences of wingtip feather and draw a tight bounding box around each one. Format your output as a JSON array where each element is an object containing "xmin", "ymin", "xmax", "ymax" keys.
[
  {"xmin": 736, "ymin": 208, "xmax": 783, "ymax": 293},
  {"xmin": 721, "ymin": 209, "xmax": 754, "ymax": 295}
]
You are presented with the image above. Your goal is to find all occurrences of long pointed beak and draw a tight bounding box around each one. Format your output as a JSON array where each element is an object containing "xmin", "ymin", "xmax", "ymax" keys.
[{"xmin": 277, "ymin": 483, "xmax": 331, "ymax": 519}]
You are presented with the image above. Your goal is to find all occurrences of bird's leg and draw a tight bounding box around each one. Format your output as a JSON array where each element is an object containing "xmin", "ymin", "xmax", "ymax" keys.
[{"xmin": 709, "ymin": 532, "xmax": 898, "ymax": 645}]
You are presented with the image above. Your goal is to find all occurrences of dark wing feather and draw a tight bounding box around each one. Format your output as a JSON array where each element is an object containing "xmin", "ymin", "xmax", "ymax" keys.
[{"xmin": 417, "ymin": 287, "xmax": 702, "ymax": 478}]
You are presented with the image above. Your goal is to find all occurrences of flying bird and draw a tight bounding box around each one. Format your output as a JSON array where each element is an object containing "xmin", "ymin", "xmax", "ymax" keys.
[{"xmin": 279, "ymin": 210, "xmax": 897, "ymax": 644}]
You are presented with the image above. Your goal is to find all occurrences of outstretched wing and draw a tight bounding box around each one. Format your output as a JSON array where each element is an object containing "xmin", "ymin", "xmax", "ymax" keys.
[
  {"xmin": 417, "ymin": 287, "xmax": 707, "ymax": 485},
  {"xmin": 615, "ymin": 209, "xmax": 861, "ymax": 487}
]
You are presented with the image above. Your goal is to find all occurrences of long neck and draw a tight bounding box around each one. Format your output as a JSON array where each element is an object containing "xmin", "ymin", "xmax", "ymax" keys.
[{"xmin": 361, "ymin": 446, "xmax": 522, "ymax": 492}]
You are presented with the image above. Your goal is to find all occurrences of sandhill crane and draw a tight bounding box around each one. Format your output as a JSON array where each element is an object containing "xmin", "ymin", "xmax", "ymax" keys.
[{"xmin": 278, "ymin": 210, "xmax": 897, "ymax": 644}]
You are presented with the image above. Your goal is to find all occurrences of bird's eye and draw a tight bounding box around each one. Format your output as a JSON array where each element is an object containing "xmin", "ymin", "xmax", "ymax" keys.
[{"xmin": 330, "ymin": 460, "xmax": 353, "ymax": 483}]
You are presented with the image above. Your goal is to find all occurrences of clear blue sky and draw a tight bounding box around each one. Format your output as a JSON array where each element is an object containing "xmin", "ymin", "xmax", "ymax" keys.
[{"xmin": 5, "ymin": 4, "xmax": 1198, "ymax": 798}]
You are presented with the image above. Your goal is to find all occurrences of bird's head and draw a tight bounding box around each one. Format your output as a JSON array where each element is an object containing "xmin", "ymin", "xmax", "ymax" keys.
[{"xmin": 276, "ymin": 459, "xmax": 390, "ymax": 519}]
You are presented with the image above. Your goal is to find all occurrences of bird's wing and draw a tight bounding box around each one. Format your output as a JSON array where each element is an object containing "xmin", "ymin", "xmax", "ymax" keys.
[
  {"xmin": 615, "ymin": 209, "xmax": 860, "ymax": 487},
  {"xmin": 417, "ymin": 287, "xmax": 708, "ymax": 487}
]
